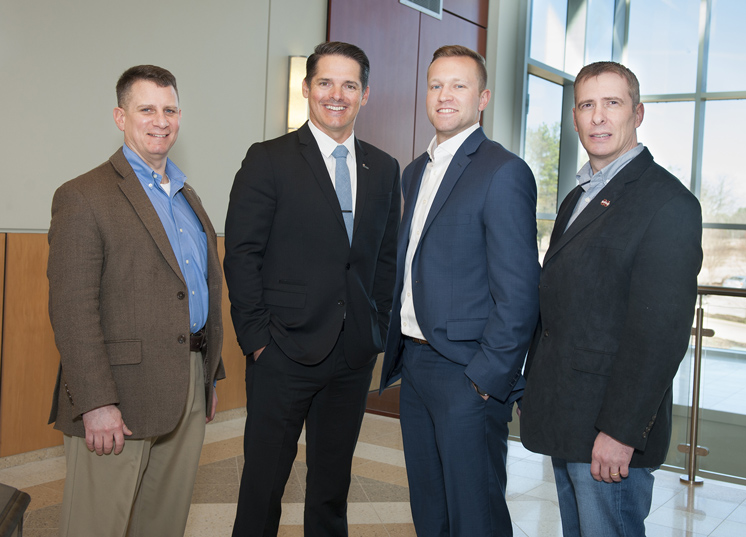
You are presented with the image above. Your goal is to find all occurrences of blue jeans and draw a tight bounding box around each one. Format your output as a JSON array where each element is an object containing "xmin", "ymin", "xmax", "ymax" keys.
[{"xmin": 551, "ymin": 457, "xmax": 656, "ymax": 537}]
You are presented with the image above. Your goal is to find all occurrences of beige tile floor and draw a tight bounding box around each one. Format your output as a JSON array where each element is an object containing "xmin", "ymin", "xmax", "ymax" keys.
[{"xmin": 6, "ymin": 412, "xmax": 746, "ymax": 536}]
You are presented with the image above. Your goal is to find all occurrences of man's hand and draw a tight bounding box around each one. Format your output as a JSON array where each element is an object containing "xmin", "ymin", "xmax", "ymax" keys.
[
  {"xmin": 82, "ymin": 404, "xmax": 132, "ymax": 455},
  {"xmin": 591, "ymin": 431, "xmax": 634, "ymax": 483},
  {"xmin": 253, "ymin": 346, "xmax": 266, "ymax": 361},
  {"xmin": 206, "ymin": 389, "xmax": 218, "ymax": 423}
]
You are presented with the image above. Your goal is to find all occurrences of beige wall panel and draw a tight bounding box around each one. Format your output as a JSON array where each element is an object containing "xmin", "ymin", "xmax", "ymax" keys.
[
  {"xmin": 0, "ymin": 0, "xmax": 327, "ymax": 234},
  {"xmin": 215, "ymin": 238, "xmax": 248, "ymax": 412},
  {"xmin": 0, "ymin": 234, "xmax": 62, "ymax": 457}
]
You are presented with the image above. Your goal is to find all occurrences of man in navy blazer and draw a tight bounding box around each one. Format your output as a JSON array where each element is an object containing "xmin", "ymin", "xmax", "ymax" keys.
[
  {"xmin": 379, "ymin": 45, "xmax": 540, "ymax": 536},
  {"xmin": 520, "ymin": 62, "xmax": 702, "ymax": 536},
  {"xmin": 225, "ymin": 42, "xmax": 400, "ymax": 536}
]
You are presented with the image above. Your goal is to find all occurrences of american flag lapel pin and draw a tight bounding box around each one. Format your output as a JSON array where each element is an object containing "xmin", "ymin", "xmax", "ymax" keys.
[
  {"xmin": 600, "ymin": 199, "xmax": 611, "ymax": 207},
  {"xmin": 362, "ymin": 163, "xmax": 370, "ymax": 170}
]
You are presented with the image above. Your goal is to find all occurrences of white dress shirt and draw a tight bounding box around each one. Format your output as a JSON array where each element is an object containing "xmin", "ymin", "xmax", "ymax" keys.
[
  {"xmin": 308, "ymin": 121, "xmax": 358, "ymax": 216},
  {"xmin": 400, "ymin": 123, "xmax": 481, "ymax": 339}
]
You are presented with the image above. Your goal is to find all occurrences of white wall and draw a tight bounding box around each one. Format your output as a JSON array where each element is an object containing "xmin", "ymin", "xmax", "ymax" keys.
[{"xmin": 0, "ymin": 0, "xmax": 327, "ymax": 233}]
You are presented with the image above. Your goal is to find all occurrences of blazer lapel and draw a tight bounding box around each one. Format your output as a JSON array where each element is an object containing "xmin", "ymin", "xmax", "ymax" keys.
[
  {"xmin": 113, "ymin": 157, "xmax": 186, "ymax": 284},
  {"xmin": 400, "ymin": 155, "xmax": 429, "ymax": 240},
  {"xmin": 543, "ymin": 148, "xmax": 653, "ymax": 264},
  {"xmin": 298, "ymin": 123, "xmax": 349, "ymax": 238},
  {"xmin": 421, "ymin": 129, "xmax": 485, "ymax": 238},
  {"xmin": 352, "ymin": 137, "xmax": 369, "ymax": 240}
]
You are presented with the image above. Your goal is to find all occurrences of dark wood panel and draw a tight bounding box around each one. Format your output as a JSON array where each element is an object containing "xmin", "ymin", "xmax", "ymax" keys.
[
  {"xmin": 366, "ymin": 386, "xmax": 400, "ymax": 418},
  {"xmin": 0, "ymin": 234, "xmax": 62, "ymax": 456},
  {"xmin": 328, "ymin": 0, "xmax": 421, "ymax": 168},
  {"xmin": 445, "ymin": 0, "xmax": 489, "ymax": 28},
  {"xmin": 413, "ymin": 11, "xmax": 487, "ymax": 156}
]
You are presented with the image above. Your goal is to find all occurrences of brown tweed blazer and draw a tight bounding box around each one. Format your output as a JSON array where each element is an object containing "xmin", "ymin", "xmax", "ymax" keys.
[{"xmin": 47, "ymin": 147, "xmax": 224, "ymax": 439}]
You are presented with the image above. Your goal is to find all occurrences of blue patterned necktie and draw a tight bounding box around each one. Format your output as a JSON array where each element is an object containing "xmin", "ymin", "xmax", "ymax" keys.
[{"xmin": 332, "ymin": 145, "xmax": 353, "ymax": 244}]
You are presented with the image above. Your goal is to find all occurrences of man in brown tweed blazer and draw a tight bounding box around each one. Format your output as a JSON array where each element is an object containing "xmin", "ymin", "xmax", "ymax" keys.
[{"xmin": 47, "ymin": 65, "xmax": 224, "ymax": 537}]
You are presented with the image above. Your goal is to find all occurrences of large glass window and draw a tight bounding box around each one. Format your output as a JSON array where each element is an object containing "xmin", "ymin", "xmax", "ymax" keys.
[
  {"xmin": 523, "ymin": 0, "xmax": 746, "ymax": 484},
  {"xmin": 701, "ymin": 100, "xmax": 746, "ymax": 225},
  {"xmin": 524, "ymin": 75, "xmax": 563, "ymax": 260},
  {"xmin": 584, "ymin": 0, "xmax": 614, "ymax": 65},
  {"xmin": 529, "ymin": 0, "xmax": 568, "ymax": 70},
  {"xmin": 635, "ymin": 101, "xmax": 694, "ymax": 185},
  {"xmin": 626, "ymin": 0, "xmax": 700, "ymax": 95},
  {"xmin": 707, "ymin": 0, "xmax": 746, "ymax": 92}
]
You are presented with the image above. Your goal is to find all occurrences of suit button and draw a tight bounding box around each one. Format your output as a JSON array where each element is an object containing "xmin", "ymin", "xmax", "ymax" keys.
[
  {"xmin": 642, "ymin": 432, "xmax": 647, "ymax": 438},
  {"xmin": 178, "ymin": 334, "xmax": 187, "ymax": 344},
  {"xmin": 177, "ymin": 291, "xmax": 185, "ymax": 299},
  {"xmin": 544, "ymin": 330, "xmax": 549, "ymax": 337},
  {"xmin": 345, "ymin": 263, "xmax": 350, "ymax": 270},
  {"xmin": 337, "ymin": 300, "xmax": 345, "ymax": 306}
]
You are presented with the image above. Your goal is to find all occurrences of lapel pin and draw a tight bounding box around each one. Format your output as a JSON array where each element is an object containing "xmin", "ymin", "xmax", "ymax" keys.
[
  {"xmin": 362, "ymin": 163, "xmax": 369, "ymax": 170},
  {"xmin": 600, "ymin": 199, "xmax": 610, "ymax": 207}
]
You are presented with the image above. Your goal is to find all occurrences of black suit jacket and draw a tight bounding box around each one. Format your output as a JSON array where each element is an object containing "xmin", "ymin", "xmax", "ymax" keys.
[
  {"xmin": 224, "ymin": 122, "xmax": 400, "ymax": 367},
  {"xmin": 520, "ymin": 148, "xmax": 702, "ymax": 467}
]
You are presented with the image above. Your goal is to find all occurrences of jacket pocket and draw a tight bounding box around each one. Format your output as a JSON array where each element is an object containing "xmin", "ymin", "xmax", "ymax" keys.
[
  {"xmin": 571, "ymin": 347, "xmax": 615, "ymax": 376},
  {"xmin": 264, "ymin": 288, "xmax": 306, "ymax": 309},
  {"xmin": 105, "ymin": 340, "xmax": 142, "ymax": 365}
]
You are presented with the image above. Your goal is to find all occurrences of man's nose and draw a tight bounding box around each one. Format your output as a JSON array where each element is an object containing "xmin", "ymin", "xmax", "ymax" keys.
[{"xmin": 154, "ymin": 111, "xmax": 168, "ymax": 127}]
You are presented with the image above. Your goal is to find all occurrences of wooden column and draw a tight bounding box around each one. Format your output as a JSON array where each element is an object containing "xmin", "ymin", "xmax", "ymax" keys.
[{"xmin": 0, "ymin": 234, "xmax": 62, "ymax": 456}]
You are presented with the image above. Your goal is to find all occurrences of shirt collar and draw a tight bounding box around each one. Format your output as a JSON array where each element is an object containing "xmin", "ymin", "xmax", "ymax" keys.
[
  {"xmin": 122, "ymin": 143, "xmax": 186, "ymax": 195},
  {"xmin": 576, "ymin": 143, "xmax": 645, "ymax": 192},
  {"xmin": 307, "ymin": 121, "xmax": 355, "ymax": 159},
  {"xmin": 427, "ymin": 122, "xmax": 480, "ymax": 162}
]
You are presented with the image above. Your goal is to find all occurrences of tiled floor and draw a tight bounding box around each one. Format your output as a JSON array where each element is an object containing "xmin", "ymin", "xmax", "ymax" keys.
[{"xmin": 7, "ymin": 412, "xmax": 746, "ymax": 536}]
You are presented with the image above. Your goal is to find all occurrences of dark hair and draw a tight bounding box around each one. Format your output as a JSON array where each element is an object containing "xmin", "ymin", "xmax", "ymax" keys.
[
  {"xmin": 116, "ymin": 65, "xmax": 179, "ymax": 108},
  {"xmin": 430, "ymin": 45, "xmax": 488, "ymax": 92},
  {"xmin": 574, "ymin": 61, "xmax": 640, "ymax": 107},
  {"xmin": 305, "ymin": 41, "xmax": 370, "ymax": 89}
]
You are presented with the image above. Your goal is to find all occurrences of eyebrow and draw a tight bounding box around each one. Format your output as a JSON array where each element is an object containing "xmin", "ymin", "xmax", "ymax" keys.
[
  {"xmin": 577, "ymin": 95, "xmax": 625, "ymax": 106},
  {"xmin": 316, "ymin": 77, "xmax": 360, "ymax": 86}
]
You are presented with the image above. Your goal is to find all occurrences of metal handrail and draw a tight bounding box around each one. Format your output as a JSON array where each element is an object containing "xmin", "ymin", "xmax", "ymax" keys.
[{"xmin": 678, "ymin": 285, "xmax": 746, "ymax": 485}]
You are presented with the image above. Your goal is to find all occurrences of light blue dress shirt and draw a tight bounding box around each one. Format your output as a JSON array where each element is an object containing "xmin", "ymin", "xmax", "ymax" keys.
[{"xmin": 123, "ymin": 144, "xmax": 209, "ymax": 332}]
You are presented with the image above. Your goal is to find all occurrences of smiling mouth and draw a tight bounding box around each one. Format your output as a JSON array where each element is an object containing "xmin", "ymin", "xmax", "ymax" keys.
[
  {"xmin": 438, "ymin": 108, "xmax": 457, "ymax": 113},
  {"xmin": 325, "ymin": 105, "xmax": 346, "ymax": 111},
  {"xmin": 149, "ymin": 134, "xmax": 168, "ymax": 138},
  {"xmin": 591, "ymin": 134, "xmax": 610, "ymax": 139}
]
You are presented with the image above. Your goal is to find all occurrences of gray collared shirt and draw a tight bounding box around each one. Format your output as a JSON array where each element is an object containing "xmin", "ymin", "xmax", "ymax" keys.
[{"xmin": 565, "ymin": 143, "xmax": 645, "ymax": 231}]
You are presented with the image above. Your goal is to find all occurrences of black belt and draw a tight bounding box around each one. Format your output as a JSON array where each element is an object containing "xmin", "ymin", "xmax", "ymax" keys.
[
  {"xmin": 406, "ymin": 336, "xmax": 429, "ymax": 345},
  {"xmin": 190, "ymin": 329, "xmax": 207, "ymax": 352}
]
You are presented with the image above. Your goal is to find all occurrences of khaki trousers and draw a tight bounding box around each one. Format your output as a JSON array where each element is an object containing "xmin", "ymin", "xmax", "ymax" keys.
[{"xmin": 59, "ymin": 351, "xmax": 206, "ymax": 537}]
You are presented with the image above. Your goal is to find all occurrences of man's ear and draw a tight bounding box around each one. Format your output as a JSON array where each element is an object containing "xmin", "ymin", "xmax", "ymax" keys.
[{"xmin": 113, "ymin": 107, "xmax": 126, "ymax": 133}]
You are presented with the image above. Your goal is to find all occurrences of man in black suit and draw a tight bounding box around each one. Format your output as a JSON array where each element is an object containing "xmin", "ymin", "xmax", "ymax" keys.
[
  {"xmin": 520, "ymin": 61, "xmax": 702, "ymax": 536},
  {"xmin": 224, "ymin": 41, "xmax": 400, "ymax": 537}
]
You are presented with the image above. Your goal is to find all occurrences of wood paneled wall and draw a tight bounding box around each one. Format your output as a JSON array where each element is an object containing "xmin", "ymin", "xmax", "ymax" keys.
[
  {"xmin": 0, "ymin": 235, "xmax": 4, "ymax": 378},
  {"xmin": 215, "ymin": 238, "xmax": 249, "ymax": 413},
  {"xmin": 0, "ymin": 233, "xmax": 247, "ymax": 457},
  {"xmin": 329, "ymin": 0, "xmax": 488, "ymax": 164},
  {"xmin": 329, "ymin": 0, "xmax": 489, "ymax": 416},
  {"xmin": 0, "ymin": 234, "xmax": 62, "ymax": 456}
]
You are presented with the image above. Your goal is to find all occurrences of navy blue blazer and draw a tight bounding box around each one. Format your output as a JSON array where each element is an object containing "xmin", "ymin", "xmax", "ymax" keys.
[{"xmin": 379, "ymin": 128, "xmax": 540, "ymax": 403}]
